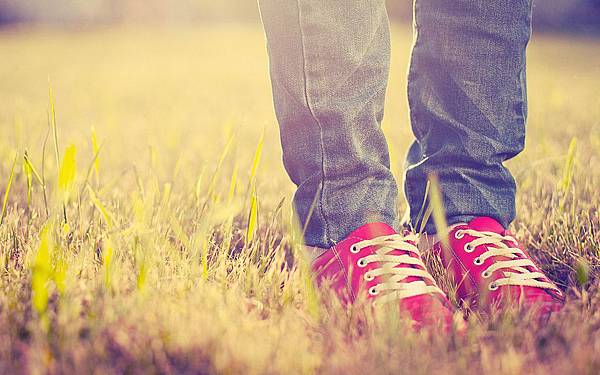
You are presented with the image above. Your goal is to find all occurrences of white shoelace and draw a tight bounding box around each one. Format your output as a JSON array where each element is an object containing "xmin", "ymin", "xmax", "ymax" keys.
[
  {"xmin": 352, "ymin": 234, "xmax": 445, "ymax": 305},
  {"xmin": 455, "ymin": 229, "xmax": 561, "ymax": 293}
]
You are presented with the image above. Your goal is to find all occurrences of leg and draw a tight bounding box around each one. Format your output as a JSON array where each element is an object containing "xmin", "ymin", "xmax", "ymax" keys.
[
  {"xmin": 259, "ymin": 0, "xmax": 398, "ymax": 247},
  {"xmin": 405, "ymin": 0, "xmax": 532, "ymax": 232}
]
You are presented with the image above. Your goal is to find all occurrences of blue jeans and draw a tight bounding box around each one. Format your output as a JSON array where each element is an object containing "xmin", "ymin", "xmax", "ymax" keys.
[{"xmin": 259, "ymin": 0, "xmax": 532, "ymax": 248}]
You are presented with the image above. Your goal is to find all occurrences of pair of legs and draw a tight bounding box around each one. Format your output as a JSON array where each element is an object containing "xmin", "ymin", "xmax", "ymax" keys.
[
  {"xmin": 259, "ymin": 1, "xmax": 564, "ymax": 328},
  {"xmin": 259, "ymin": 0, "xmax": 531, "ymax": 247}
]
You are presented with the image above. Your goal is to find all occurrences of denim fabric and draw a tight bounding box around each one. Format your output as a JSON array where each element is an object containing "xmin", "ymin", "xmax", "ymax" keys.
[{"xmin": 259, "ymin": 0, "xmax": 532, "ymax": 248}]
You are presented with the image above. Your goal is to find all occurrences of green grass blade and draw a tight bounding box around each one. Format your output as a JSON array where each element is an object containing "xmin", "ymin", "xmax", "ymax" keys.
[
  {"xmin": 31, "ymin": 223, "xmax": 53, "ymax": 331},
  {"xmin": 79, "ymin": 142, "xmax": 103, "ymax": 200},
  {"xmin": 48, "ymin": 79, "xmax": 60, "ymax": 166},
  {"xmin": 249, "ymin": 129, "xmax": 264, "ymax": 184},
  {"xmin": 246, "ymin": 185, "xmax": 258, "ymax": 243},
  {"xmin": 23, "ymin": 151, "xmax": 44, "ymax": 186},
  {"xmin": 23, "ymin": 156, "xmax": 33, "ymax": 208},
  {"xmin": 559, "ymin": 137, "xmax": 577, "ymax": 213},
  {"xmin": 87, "ymin": 186, "xmax": 115, "ymax": 229},
  {"xmin": 103, "ymin": 237, "xmax": 114, "ymax": 289},
  {"xmin": 559, "ymin": 137, "xmax": 578, "ymax": 192},
  {"xmin": 58, "ymin": 145, "xmax": 77, "ymax": 198},
  {"xmin": 427, "ymin": 173, "xmax": 449, "ymax": 249},
  {"xmin": 228, "ymin": 162, "xmax": 238, "ymax": 204},
  {"xmin": 206, "ymin": 134, "xmax": 235, "ymax": 201},
  {"xmin": 91, "ymin": 126, "xmax": 100, "ymax": 183},
  {"xmin": 1, "ymin": 153, "xmax": 18, "ymax": 225}
]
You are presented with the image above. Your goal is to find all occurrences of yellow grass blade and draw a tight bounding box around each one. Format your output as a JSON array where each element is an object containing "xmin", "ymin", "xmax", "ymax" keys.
[
  {"xmin": 575, "ymin": 257, "xmax": 590, "ymax": 286},
  {"xmin": 24, "ymin": 149, "xmax": 49, "ymax": 218},
  {"xmin": 149, "ymin": 145, "xmax": 157, "ymax": 170},
  {"xmin": 103, "ymin": 237, "xmax": 114, "ymax": 289},
  {"xmin": 194, "ymin": 166, "xmax": 205, "ymax": 203},
  {"xmin": 48, "ymin": 79, "xmax": 60, "ymax": 166},
  {"xmin": 558, "ymin": 137, "xmax": 577, "ymax": 213},
  {"xmin": 206, "ymin": 134, "xmax": 234, "ymax": 200},
  {"xmin": 228, "ymin": 162, "xmax": 238, "ymax": 204},
  {"xmin": 32, "ymin": 223, "xmax": 53, "ymax": 326},
  {"xmin": 415, "ymin": 180, "xmax": 431, "ymax": 233},
  {"xmin": 301, "ymin": 187, "xmax": 321, "ymax": 238},
  {"xmin": 249, "ymin": 129, "xmax": 264, "ymax": 184},
  {"xmin": 58, "ymin": 144, "xmax": 77, "ymax": 202},
  {"xmin": 160, "ymin": 183, "xmax": 172, "ymax": 210},
  {"xmin": 418, "ymin": 203, "xmax": 434, "ymax": 235},
  {"xmin": 23, "ymin": 151, "xmax": 44, "ymax": 186},
  {"xmin": 427, "ymin": 173, "xmax": 449, "ymax": 249},
  {"xmin": 169, "ymin": 213, "xmax": 191, "ymax": 249},
  {"xmin": 137, "ymin": 261, "xmax": 147, "ymax": 290},
  {"xmin": 1, "ymin": 153, "xmax": 18, "ymax": 225},
  {"xmin": 201, "ymin": 236, "xmax": 208, "ymax": 281},
  {"xmin": 559, "ymin": 137, "xmax": 577, "ymax": 192},
  {"xmin": 87, "ymin": 186, "xmax": 115, "ymax": 229},
  {"xmin": 23, "ymin": 155, "xmax": 33, "ymax": 208},
  {"xmin": 91, "ymin": 126, "xmax": 100, "ymax": 182},
  {"xmin": 287, "ymin": 202, "xmax": 320, "ymax": 318},
  {"xmin": 79, "ymin": 141, "xmax": 103, "ymax": 199},
  {"xmin": 53, "ymin": 254, "xmax": 67, "ymax": 295},
  {"xmin": 246, "ymin": 185, "xmax": 258, "ymax": 243}
]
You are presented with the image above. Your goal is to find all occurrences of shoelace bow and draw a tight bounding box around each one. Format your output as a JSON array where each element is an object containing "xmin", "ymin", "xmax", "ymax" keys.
[
  {"xmin": 456, "ymin": 229, "xmax": 561, "ymax": 293},
  {"xmin": 352, "ymin": 234, "xmax": 445, "ymax": 305}
]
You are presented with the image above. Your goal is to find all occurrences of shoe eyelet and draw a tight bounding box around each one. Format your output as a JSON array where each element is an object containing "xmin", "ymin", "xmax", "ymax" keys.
[
  {"xmin": 357, "ymin": 258, "xmax": 367, "ymax": 268},
  {"xmin": 464, "ymin": 243, "xmax": 474, "ymax": 253},
  {"xmin": 363, "ymin": 273, "xmax": 374, "ymax": 281},
  {"xmin": 481, "ymin": 270, "xmax": 492, "ymax": 278},
  {"xmin": 350, "ymin": 245, "xmax": 360, "ymax": 254},
  {"xmin": 368, "ymin": 286, "xmax": 379, "ymax": 296},
  {"xmin": 473, "ymin": 257, "xmax": 483, "ymax": 266},
  {"xmin": 454, "ymin": 230, "xmax": 465, "ymax": 239},
  {"xmin": 489, "ymin": 282, "xmax": 499, "ymax": 291}
]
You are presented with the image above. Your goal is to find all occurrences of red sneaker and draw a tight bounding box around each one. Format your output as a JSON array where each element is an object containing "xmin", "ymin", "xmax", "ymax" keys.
[
  {"xmin": 431, "ymin": 217, "xmax": 564, "ymax": 318},
  {"xmin": 311, "ymin": 222, "xmax": 456, "ymax": 329}
]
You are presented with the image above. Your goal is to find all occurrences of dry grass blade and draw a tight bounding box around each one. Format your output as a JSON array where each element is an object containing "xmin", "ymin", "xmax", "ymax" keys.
[{"xmin": 0, "ymin": 27, "xmax": 598, "ymax": 375}]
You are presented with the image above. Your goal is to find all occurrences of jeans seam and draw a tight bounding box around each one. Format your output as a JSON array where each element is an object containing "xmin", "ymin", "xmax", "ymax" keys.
[
  {"xmin": 405, "ymin": 0, "xmax": 423, "ymax": 231},
  {"xmin": 294, "ymin": 0, "xmax": 332, "ymax": 246}
]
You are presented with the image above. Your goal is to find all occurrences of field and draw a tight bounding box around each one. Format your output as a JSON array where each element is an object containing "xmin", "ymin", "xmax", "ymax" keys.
[{"xmin": 0, "ymin": 24, "xmax": 599, "ymax": 374}]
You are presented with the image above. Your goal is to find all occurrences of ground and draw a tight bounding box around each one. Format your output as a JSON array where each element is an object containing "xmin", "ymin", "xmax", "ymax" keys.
[{"xmin": 0, "ymin": 24, "xmax": 599, "ymax": 374}]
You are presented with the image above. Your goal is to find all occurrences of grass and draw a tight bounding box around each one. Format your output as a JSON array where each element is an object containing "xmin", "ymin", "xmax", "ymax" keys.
[{"xmin": 0, "ymin": 24, "xmax": 599, "ymax": 374}]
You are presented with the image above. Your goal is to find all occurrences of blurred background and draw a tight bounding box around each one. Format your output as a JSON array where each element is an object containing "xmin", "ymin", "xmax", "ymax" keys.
[{"xmin": 1, "ymin": 0, "xmax": 599, "ymax": 32}]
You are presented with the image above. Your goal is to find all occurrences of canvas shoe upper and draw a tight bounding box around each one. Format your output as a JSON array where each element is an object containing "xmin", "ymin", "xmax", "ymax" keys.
[
  {"xmin": 311, "ymin": 222, "xmax": 456, "ymax": 329},
  {"xmin": 431, "ymin": 217, "xmax": 564, "ymax": 318}
]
